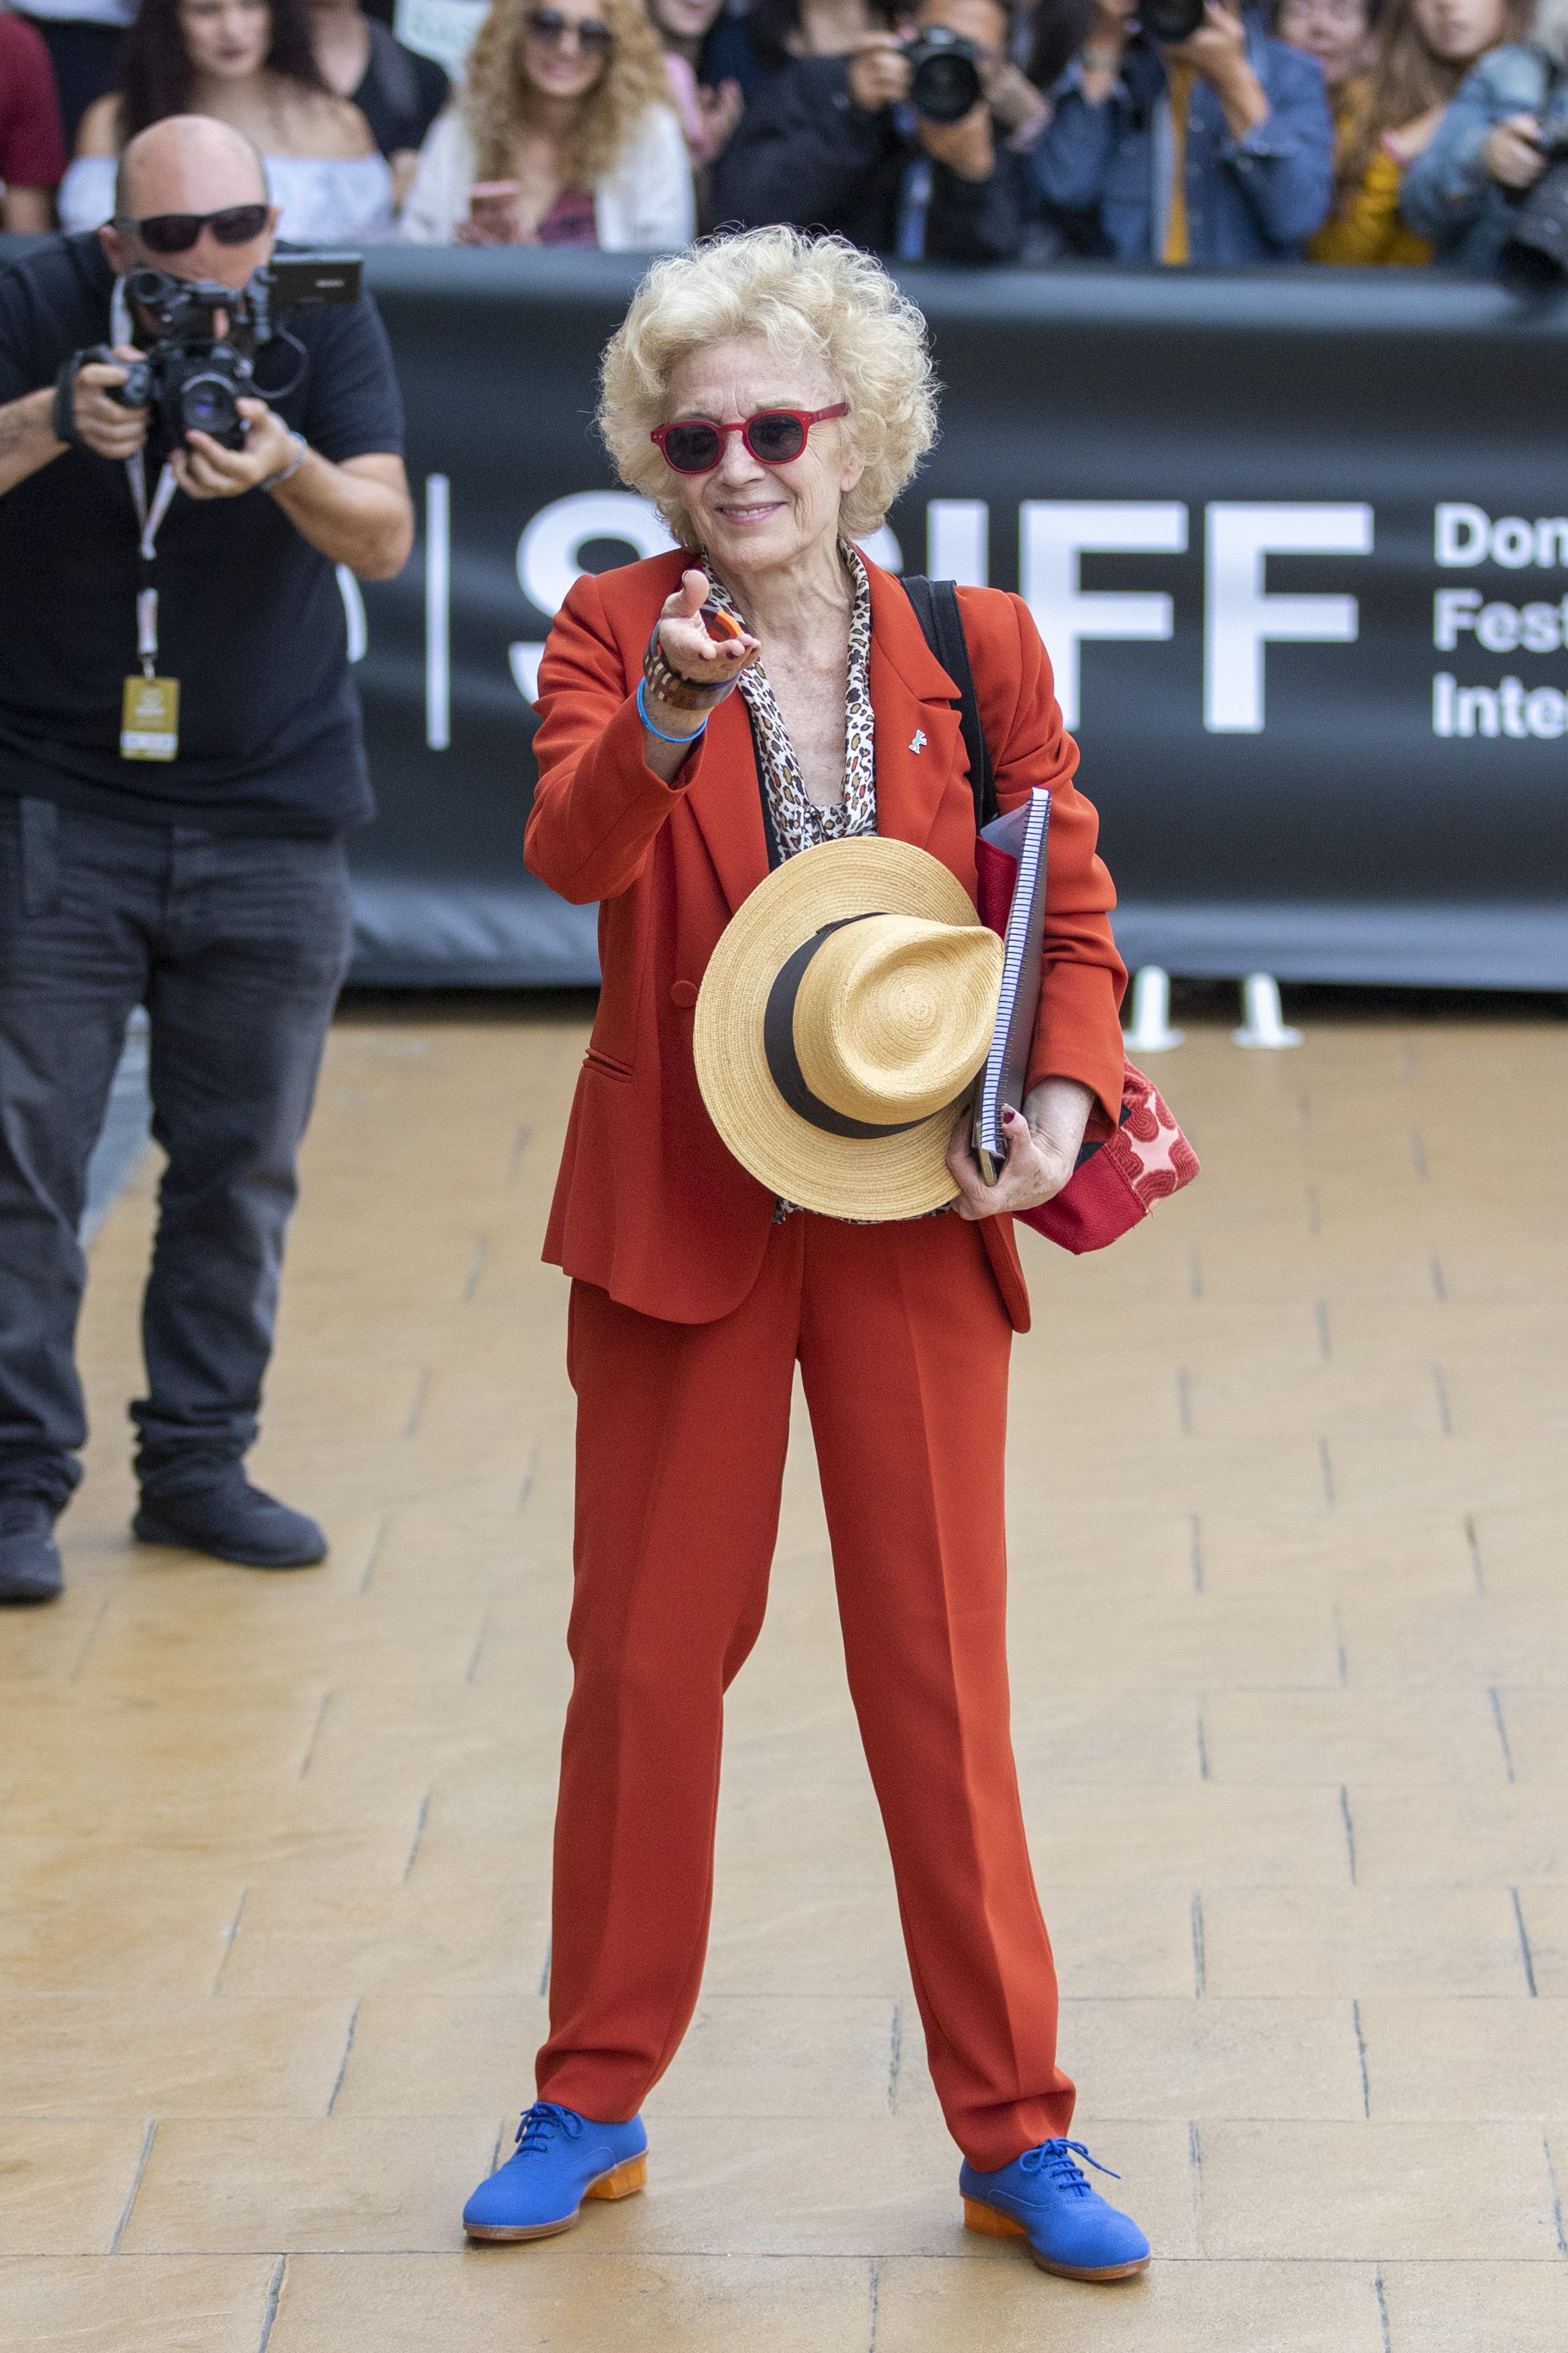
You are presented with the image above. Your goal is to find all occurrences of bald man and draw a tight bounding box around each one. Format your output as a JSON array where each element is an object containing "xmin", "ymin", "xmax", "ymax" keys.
[{"xmin": 0, "ymin": 115, "xmax": 414, "ymax": 1604}]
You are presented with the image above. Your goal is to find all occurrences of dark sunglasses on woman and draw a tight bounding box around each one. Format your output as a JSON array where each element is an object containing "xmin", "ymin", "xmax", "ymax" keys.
[
  {"xmin": 650, "ymin": 404, "xmax": 849, "ymax": 474},
  {"xmin": 525, "ymin": 9, "xmax": 615, "ymax": 51},
  {"xmin": 114, "ymin": 203, "xmax": 272, "ymax": 255}
]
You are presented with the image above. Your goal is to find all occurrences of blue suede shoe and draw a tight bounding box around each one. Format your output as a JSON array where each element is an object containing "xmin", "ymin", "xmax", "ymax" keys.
[
  {"xmin": 959, "ymin": 2138, "xmax": 1151, "ymax": 2281},
  {"xmin": 463, "ymin": 2102, "xmax": 648, "ymax": 2242}
]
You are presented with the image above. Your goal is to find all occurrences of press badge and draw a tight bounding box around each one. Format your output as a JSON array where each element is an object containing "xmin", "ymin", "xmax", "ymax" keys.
[{"xmin": 121, "ymin": 674, "xmax": 180, "ymax": 761}]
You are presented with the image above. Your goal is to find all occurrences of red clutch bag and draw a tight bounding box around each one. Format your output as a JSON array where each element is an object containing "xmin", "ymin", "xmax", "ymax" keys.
[{"xmin": 975, "ymin": 792, "xmax": 1199, "ymax": 1256}]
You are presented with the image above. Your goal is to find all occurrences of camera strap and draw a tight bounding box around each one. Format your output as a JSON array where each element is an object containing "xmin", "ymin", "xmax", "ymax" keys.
[
  {"xmin": 111, "ymin": 278, "xmax": 180, "ymax": 680},
  {"xmin": 125, "ymin": 451, "xmax": 178, "ymax": 676}
]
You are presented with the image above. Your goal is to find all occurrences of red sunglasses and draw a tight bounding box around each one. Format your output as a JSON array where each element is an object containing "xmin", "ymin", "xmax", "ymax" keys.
[{"xmin": 650, "ymin": 403, "xmax": 848, "ymax": 475}]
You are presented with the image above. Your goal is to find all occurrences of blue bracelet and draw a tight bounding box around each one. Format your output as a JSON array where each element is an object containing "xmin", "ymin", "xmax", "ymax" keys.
[{"xmin": 638, "ymin": 678, "xmax": 709, "ymax": 745}]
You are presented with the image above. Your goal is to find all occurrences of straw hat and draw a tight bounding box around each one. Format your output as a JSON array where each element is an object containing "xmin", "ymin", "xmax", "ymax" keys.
[{"xmin": 694, "ymin": 838, "xmax": 1004, "ymax": 1221}]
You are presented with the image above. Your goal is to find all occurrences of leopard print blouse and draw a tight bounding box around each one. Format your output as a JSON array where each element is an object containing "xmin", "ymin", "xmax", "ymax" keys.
[{"xmin": 704, "ymin": 544, "xmax": 876, "ymax": 861}]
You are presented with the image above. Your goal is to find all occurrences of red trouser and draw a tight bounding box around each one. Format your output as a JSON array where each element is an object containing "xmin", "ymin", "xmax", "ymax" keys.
[{"xmin": 535, "ymin": 1209, "xmax": 1075, "ymax": 2171}]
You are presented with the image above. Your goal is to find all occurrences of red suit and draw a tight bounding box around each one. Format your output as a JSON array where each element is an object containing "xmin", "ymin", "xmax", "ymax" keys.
[{"xmin": 525, "ymin": 552, "xmax": 1126, "ymax": 2170}]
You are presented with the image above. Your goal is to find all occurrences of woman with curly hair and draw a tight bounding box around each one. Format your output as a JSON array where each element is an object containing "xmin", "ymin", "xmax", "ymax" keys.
[
  {"xmin": 399, "ymin": 0, "xmax": 692, "ymax": 247},
  {"xmin": 61, "ymin": 0, "xmax": 393, "ymax": 239},
  {"xmin": 457, "ymin": 227, "xmax": 1150, "ymax": 2288}
]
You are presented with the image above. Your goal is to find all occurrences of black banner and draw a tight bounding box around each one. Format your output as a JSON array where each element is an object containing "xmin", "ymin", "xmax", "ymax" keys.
[{"xmin": 351, "ymin": 252, "xmax": 1568, "ymax": 987}]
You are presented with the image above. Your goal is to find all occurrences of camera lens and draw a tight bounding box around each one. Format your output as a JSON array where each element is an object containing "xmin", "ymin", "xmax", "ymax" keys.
[
  {"xmin": 180, "ymin": 371, "xmax": 242, "ymax": 444},
  {"xmin": 907, "ymin": 29, "xmax": 983, "ymax": 123}
]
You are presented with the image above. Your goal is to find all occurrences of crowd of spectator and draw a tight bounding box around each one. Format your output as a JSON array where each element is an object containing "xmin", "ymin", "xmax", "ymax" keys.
[{"xmin": 3, "ymin": 0, "xmax": 1568, "ymax": 272}]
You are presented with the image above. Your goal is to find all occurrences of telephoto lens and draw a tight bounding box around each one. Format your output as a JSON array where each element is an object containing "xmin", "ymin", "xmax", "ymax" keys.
[
  {"xmin": 1138, "ymin": 0, "xmax": 1207, "ymax": 42},
  {"xmin": 905, "ymin": 25, "xmax": 984, "ymax": 121}
]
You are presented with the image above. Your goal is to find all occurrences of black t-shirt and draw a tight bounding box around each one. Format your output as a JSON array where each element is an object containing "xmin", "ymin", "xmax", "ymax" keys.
[
  {"xmin": 353, "ymin": 21, "xmax": 448, "ymax": 159},
  {"xmin": 0, "ymin": 233, "xmax": 405, "ymax": 835}
]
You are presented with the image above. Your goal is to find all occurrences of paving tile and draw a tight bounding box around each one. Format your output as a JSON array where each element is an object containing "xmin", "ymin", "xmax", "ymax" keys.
[
  {"xmin": 1192, "ymin": 1509, "xmax": 1480, "ymax": 1602},
  {"xmin": 121, "ymin": 2116, "xmax": 497, "ymax": 2253},
  {"xmin": 1197, "ymin": 2122, "xmax": 1563, "ymax": 2258},
  {"xmin": 1379, "ymin": 2259, "xmax": 1568, "ymax": 2352},
  {"xmin": 267, "ymin": 2248, "xmax": 875, "ymax": 2352},
  {"xmin": 874, "ymin": 2254, "xmax": 1386, "ymax": 2352},
  {"xmin": 0, "ymin": 2121, "xmax": 153, "ymax": 2256},
  {"xmin": 642, "ymin": 1997, "xmax": 898, "ymax": 2120},
  {"xmin": 1336, "ymin": 1592, "xmax": 1568, "ymax": 1688},
  {"xmin": 898, "ymin": 1999, "xmax": 1366, "ymax": 2124},
  {"xmin": 1360, "ymin": 1998, "xmax": 1568, "ymax": 2120},
  {"xmin": 1202, "ymin": 1887, "xmax": 1530, "ymax": 1999},
  {"xmin": 0, "ymin": 2254, "xmax": 277, "ymax": 2353},
  {"xmin": 1490, "ymin": 1687, "xmax": 1568, "ymax": 1782},
  {"xmin": 1350, "ymin": 1787, "xmax": 1568, "ymax": 1885},
  {"xmin": 0, "ymin": 1847, "xmax": 245, "ymax": 1994},
  {"xmin": 1024, "ymin": 1786, "xmax": 1352, "ymax": 1886},
  {"xmin": 0, "ymin": 1996, "xmax": 353, "ymax": 2117},
  {"xmin": 0, "ymin": 1783, "xmax": 428, "ymax": 1887},
  {"xmin": 1201, "ymin": 1689, "xmax": 1506, "ymax": 1785},
  {"xmin": 330, "ymin": 1994, "xmax": 547, "ymax": 2116},
  {"xmin": 1009, "ymin": 1592, "xmax": 1342, "ymax": 1691},
  {"xmin": 217, "ymin": 1871, "xmax": 551, "ymax": 1996}
]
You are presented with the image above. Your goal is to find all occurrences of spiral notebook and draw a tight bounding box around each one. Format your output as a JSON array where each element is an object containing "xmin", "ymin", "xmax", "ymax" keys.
[{"xmin": 971, "ymin": 785, "xmax": 1051, "ymax": 1185}]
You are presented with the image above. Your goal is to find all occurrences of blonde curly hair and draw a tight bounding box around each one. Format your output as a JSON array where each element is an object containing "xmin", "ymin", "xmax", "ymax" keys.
[
  {"xmin": 599, "ymin": 228, "xmax": 939, "ymax": 548},
  {"xmin": 464, "ymin": 0, "xmax": 672, "ymax": 189}
]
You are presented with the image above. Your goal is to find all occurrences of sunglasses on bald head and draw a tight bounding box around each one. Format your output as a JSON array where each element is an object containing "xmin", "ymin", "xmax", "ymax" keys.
[
  {"xmin": 524, "ymin": 9, "xmax": 615, "ymax": 51},
  {"xmin": 115, "ymin": 202, "xmax": 271, "ymax": 255},
  {"xmin": 650, "ymin": 404, "xmax": 849, "ymax": 474}
]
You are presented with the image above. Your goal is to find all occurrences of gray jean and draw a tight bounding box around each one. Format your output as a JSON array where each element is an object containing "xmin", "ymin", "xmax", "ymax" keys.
[{"xmin": 0, "ymin": 795, "xmax": 352, "ymax": 1511}]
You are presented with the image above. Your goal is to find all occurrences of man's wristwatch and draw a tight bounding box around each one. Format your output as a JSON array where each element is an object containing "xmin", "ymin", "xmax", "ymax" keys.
[{"xmin": 259, "ymin": 431, "xmax": 308, "ymax": 491}]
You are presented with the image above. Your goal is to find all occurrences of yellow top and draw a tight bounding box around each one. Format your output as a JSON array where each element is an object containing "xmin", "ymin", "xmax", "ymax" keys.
[
  {"xmin": 1162, "ymin": 60, "xmax": 1196, "ymax": 265},
  {"xmin": 1308, "ymin": 78, "xmax": 1434, "ymax": 266}
]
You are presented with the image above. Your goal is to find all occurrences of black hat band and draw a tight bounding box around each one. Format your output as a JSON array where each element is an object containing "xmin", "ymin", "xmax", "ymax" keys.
[{"xmin": 762, "ymin": 918, "xmax": 926, "ymax": 1142}]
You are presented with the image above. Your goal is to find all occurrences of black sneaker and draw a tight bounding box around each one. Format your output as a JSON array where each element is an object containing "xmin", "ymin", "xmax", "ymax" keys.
[
  {"xmin": 133, "ymin": 1471, "xmax": 327, "ymax": 1569},
  {"xmin": 0, "ymin": 1496, "xmax": 64, "ymax": 1605}
]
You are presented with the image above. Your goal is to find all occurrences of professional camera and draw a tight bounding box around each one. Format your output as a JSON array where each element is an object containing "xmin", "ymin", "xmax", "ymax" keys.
[
  {"xmin": 904, "ymin": 25, "xmax": 984, "ymax": 122},
  {"xmin": 58, "ymin": 252, "xmax": 363, "ymax": 452},
  {"xmin": 1137, "ymin": 0, "xmax": 1208, "ymax": 46},
  {"xmin": 1499, "ymin": 121, "xmax": 1568, "ymax": 293}
]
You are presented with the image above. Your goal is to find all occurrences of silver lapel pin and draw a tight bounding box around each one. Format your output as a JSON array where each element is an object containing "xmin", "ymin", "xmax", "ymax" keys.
[{"xmin": 909, "ymin": 729, "xmax": 927, "ymax": 755}]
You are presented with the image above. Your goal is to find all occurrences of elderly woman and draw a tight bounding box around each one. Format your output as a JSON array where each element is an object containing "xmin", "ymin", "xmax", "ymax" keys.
[{"xmin": 460, "ymin": 226, "xmax": 1149, "ymax": 2285}]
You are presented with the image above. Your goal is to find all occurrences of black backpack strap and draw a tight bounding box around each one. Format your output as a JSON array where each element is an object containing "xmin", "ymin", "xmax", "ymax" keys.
[{"xmin": 900, "ymin": 574, "xmax": 999, "ymax": 831}]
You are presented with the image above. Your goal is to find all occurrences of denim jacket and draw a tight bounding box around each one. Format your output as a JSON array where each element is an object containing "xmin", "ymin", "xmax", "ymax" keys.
[
  {"xmin": 1399, "ymin": 46, "xmax": 1568, "ymax": 273},
  {"xmin": 1032, "ymin": 17, "xmax": 1333, "ymax": 261}
]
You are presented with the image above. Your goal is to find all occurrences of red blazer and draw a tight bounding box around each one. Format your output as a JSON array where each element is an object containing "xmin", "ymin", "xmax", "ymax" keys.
[{"xmin": 526, "ymin": 551, "xmax": 1126, "ymax": 1333}]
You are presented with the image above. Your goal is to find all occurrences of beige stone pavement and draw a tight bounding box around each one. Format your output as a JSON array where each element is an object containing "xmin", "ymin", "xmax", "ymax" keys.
[{"xmin": 2, "ymin": 996, "xmax": 1567, "ymax": 2353}]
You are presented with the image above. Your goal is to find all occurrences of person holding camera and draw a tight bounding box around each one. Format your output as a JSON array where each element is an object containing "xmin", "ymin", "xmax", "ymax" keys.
[
  {"xmin": 0, "ymin": 111, "xmax": 412, "ymax": 1606},
  {"xmin": 1032, "ymin": 0, "xmax": 1333, "ymax": 259},
  {"xmin": 713, "ymin": 0, "xmax": 1040, "ymax": 261},
  {"xmin": 1396, "ymin": 0, "xmax": 1552, "ymax": 271}
]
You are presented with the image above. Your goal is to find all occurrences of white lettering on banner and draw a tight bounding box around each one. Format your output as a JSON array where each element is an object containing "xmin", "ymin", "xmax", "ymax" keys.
[
  {"xmin": 517, "ymin": 491, "xmax": 676, "ymax": 619},
  {"xmin": 1018, "ymin": 501, "xmax": 1188, "ymax": 729},
  {"xmin": 1432, "ymin": 673, "xmax": 1567, "ymax": 738},
  {"xmin": 425, "ymin": 473, "xmax": 450, "ymax": 751},
  {"xmin": 1204, "ymin": 503, "xmax": 1372, "ymax": 733},
  {"xmin": 1433, "ymin": 591, "xmax": 1568, "ymax": 654},
  {"xmin": 1435, "ymin": 503, "xmax": 1568, "ymax": 568},
  {"xmin": 511, "ymin": 491, "xmax": 678, "ymax": 707},
  {"xmin": 926, "ymin": 499, "xmax": 989, "ymax": 585},
  {"xmin": 336, "ymin": 564, "xmax": 367, "ymax": 663},
  {"xmin": 855, "ymin": 524, "xmax": 904, "ymax": 572}
]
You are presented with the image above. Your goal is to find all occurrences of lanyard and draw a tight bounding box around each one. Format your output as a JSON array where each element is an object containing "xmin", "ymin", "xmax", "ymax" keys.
[{"xmin": 111, "ymin": 278, "xmax": 179, "ymax": 678}]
